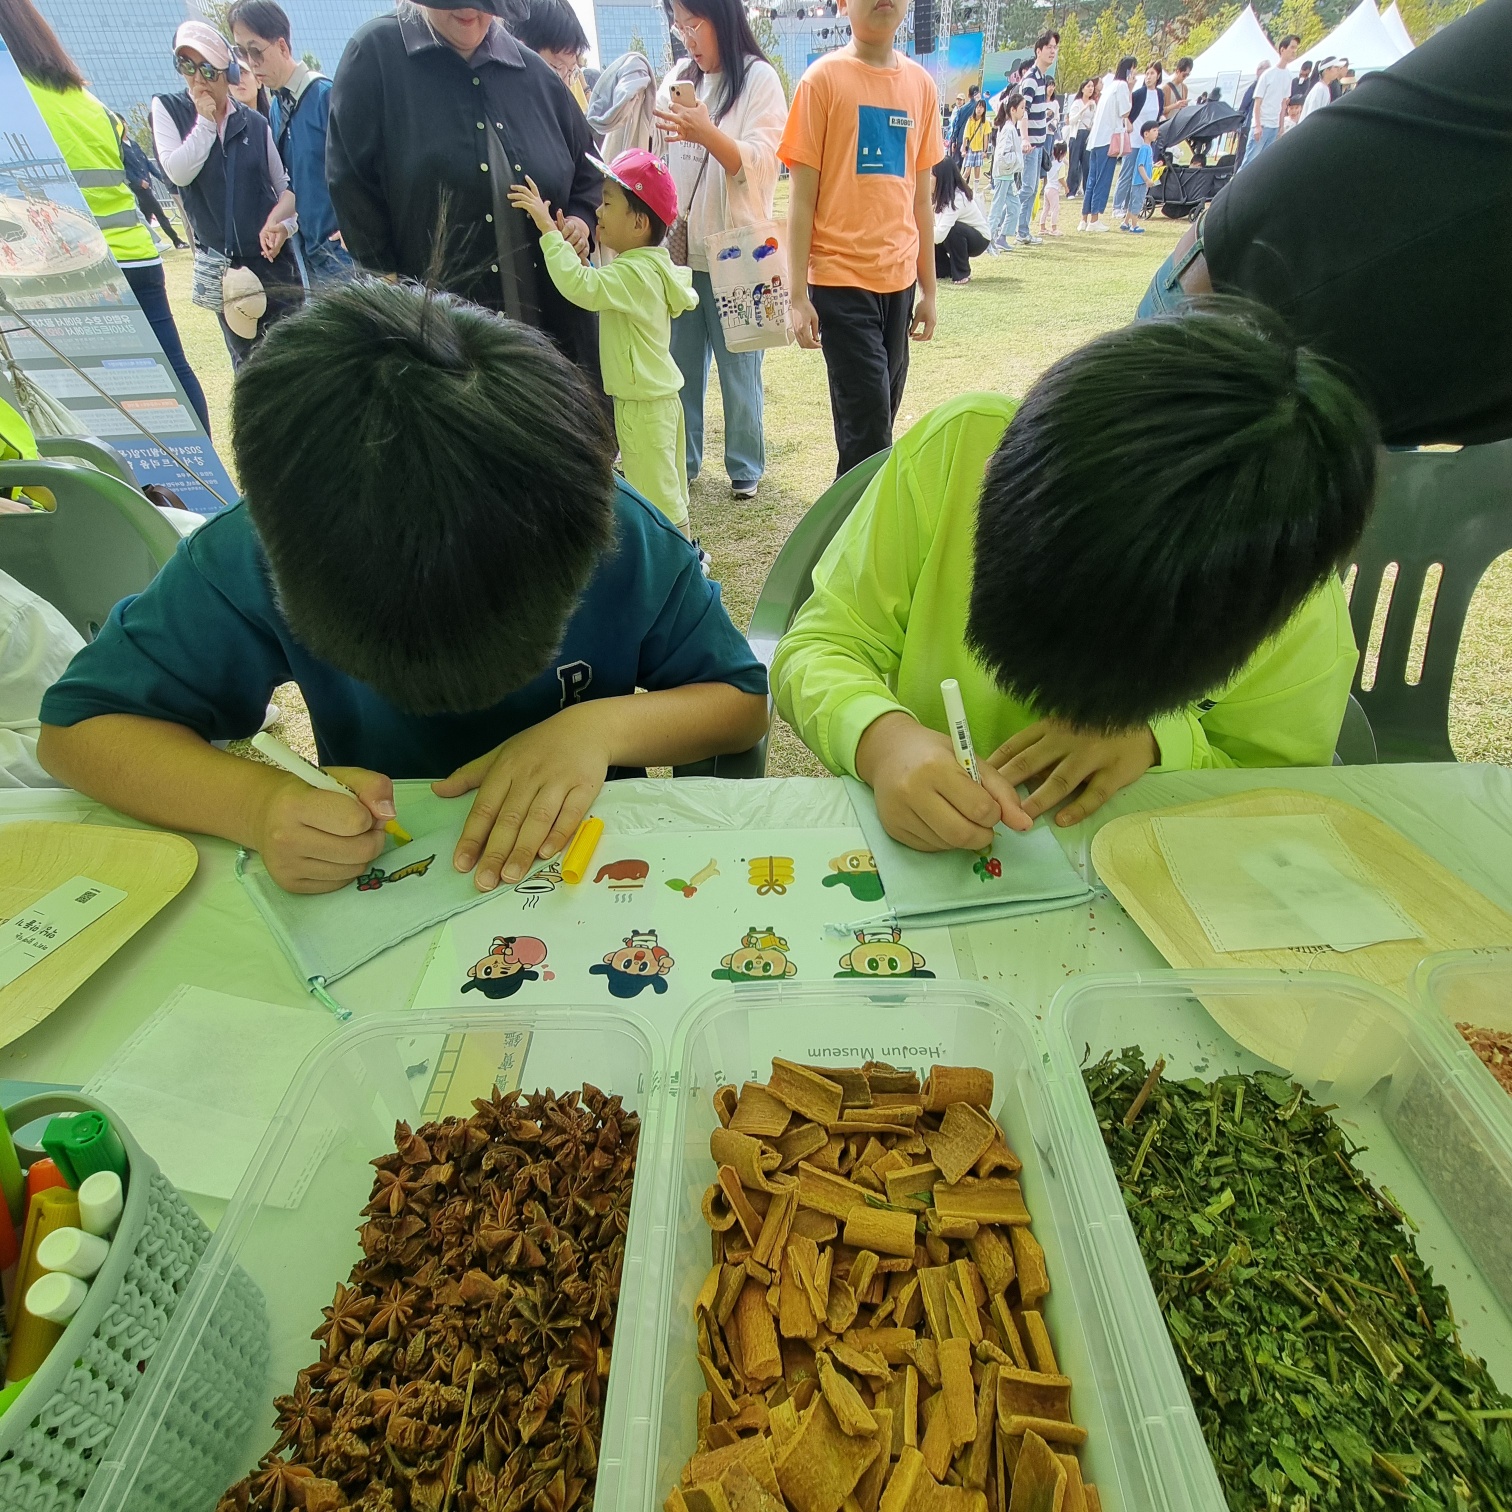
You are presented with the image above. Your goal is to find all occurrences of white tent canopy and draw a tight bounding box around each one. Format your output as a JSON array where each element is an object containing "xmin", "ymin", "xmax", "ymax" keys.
[
  {"xmin": 1300, "ymin": 0, "xmax": 1409, "ymax": 70},
  {"xmin": 1381, "ymin": 2, "xmax": 1417, "ymax": 57},
  {"xmin": 1189, "ymin": 5, "xmax": 1279, "ymax": 87}
]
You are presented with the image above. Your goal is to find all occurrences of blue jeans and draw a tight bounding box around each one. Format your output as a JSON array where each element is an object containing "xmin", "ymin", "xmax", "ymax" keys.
[
  {"xmin": 988, "ymin": 174, "xmax": 1019, "ymax": 245},
  {"xmin": 1084, "ymin": 146, "xmax": 1116, "ymax": 215},
  {"xmin": 302, "ymin": 237, "xmax": 356, "ymax": 289},
  {"xmin": 1135, "ymin": 218, "xmax": 1206, "ymax": 319},
  {"xmin": 1017, "ymin": 146, "xmax": 1043, "ymax": 239},
  {"xmin": 670, "ymin": 267, "xmax": 765, "ymax": 489},
  {"xmin": 122, "ymin": 260, "xmax": 211, "ymax": 435},
  {"xmin": 1112, "ymin": 150, "xmax": 1140, "ymax": 211},
  {"xmin": 1242, "ymin": 123, "xmax": 1278, "ymax": 170}
]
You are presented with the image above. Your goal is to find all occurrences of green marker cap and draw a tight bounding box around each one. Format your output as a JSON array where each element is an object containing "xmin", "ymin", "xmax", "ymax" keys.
[{"xmin": 42, "ymin": 1111, "xmax": 127, "ymax": 1190}]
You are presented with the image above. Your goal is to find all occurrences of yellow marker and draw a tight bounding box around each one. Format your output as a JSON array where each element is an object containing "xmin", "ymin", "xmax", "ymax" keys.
[
  {"xmin": 5, "ymin": 1186, "xmax": 80, "ymax": 1381},
  {"xmin": 251, "ymin": 732, "xmax": 411, "ymax": 845},
  {"xmin": 560, "ymin": 817, "xmax": 605, "ymax": 885}
]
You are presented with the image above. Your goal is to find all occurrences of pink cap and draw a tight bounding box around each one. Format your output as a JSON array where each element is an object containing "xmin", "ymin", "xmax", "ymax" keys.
[
  {"xmin": 592, "ymin": 150, "xmax": 680, "ymax": 229},
  {"xmin": 173, "ymin": 20, "xmax": 233, "ymax": 70}
]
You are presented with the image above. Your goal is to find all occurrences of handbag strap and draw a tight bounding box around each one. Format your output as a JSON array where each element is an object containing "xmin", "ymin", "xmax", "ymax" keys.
[
  {"xmin": 682, "ymin": 148, "xmax": 711, "ymax": 226},
  {"xmin": 221, "ymin": 112, "xmax": 239, "ymax": 259}
]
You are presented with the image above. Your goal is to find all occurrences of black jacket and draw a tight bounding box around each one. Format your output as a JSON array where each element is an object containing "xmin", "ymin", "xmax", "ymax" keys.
[{"xmin": 328, "ymin": 10, "xmax": 603, "ymax": 378}]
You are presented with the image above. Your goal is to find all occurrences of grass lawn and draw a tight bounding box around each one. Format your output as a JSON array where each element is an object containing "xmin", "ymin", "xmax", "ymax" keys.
[{"xmin": 159, "ymin": 192, "xmax": 1512, "ymax": 775}]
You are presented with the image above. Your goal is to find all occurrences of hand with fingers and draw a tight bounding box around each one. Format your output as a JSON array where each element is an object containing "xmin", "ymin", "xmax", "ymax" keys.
[
  {"xmin": 506, "ymin": 175, "xmax": 555, "ymax": 236},
  {"xmin": 988, "ymin": 718, "xmax": 1159, "ymax": 828},
  {"xmin": 434, "ymin": 709, "xmax": 611, "ymax": 891},
  {"xmin": 251, "ymin": 767, "xmax": 394, "ymax": 893},
  {"xmin": 855, "ymin": 711, "xmax": 1032, "ymax": 853}
]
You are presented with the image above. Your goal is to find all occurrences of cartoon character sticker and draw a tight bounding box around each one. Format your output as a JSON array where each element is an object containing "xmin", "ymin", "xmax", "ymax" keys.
[
  {"xmin": 973, "ymin": 853, "xmax": 1003, "ymax": 882},
  {"xmin": 590, "ymin": 929, "xmax": 676, "ymax": 998},
  {"xmin": 354, "ymin": 854, "xmax": 435, "ymax": 891},
  {"xmin": 666, "ymin": 858, "xmax": 720, "ymax": 899},
  {"xmin": 834, "ymin": 926, "xmax": 935, "ymax": 979},
  {"xmin": 747, "ymin": 857, "xmax": 795, "ymax": 896},
  {"xmin": 711, "ymin": 926, "xmax": 798, "ymax": 983},
  {"xmin": 461, "ymin": 936, "xmax": 553, "ymax": 999},
  {"xmin": 823, "ymin": 849, "xmax": 884, "ymax": 903}
]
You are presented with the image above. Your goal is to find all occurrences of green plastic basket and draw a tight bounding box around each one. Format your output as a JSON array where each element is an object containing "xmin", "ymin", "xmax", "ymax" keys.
[{"xmin": 0, "ymin": 1094, "xmax": 266, "ymax": 1512}]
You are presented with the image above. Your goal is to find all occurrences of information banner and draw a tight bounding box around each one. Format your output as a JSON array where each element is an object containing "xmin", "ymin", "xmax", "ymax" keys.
[{"xmin": 0, "ymin": 40, "xmax": 235, "ymax": 512}]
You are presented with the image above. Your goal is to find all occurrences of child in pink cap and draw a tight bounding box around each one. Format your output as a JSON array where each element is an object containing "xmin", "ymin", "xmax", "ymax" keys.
[{"xmin": 511, "ymin": 151, "xmax": 699, "ymax": 535}]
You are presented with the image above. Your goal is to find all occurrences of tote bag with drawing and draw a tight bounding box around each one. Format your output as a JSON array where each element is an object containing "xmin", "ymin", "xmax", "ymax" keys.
[{"xmin": 703, "ymin": 220, "xmax": 793, "ymax": 352}]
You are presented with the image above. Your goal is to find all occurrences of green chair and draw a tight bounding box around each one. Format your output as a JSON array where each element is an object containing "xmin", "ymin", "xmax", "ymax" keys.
[
  {"xmin": 0, "ymin": 458, "xmax": 182, "ymax": 640},
  {"xmin": 679, "ymin": 451, "xmax": 892, "ymax": 782},
  {"xmin": 1344, "ymin": 440, "xmax": 1512, "ymax": 763},
  {"xmin": 35, "ymin": 434, "xmax": 135, "ymax": 484}
]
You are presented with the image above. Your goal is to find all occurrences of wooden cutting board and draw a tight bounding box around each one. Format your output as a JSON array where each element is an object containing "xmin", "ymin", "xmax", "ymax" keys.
[
  {"xmin": 1091, "ymin": 790, "xmax": 1512, "ymax": 1069},
  {"xmin": 0, "ymin": 822, "xmax": 197, "ymax": 1047}
]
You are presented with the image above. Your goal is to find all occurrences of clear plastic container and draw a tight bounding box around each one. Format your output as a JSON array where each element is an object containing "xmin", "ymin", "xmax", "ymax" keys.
[
  {"xmin": 1415, "ymin": 947, "xmax": 1512, "ymax": 1122},
  {"xmin": 82, "ymin": 1007, "xmax": 665, "ymax": 1512},
  {"xmin": 1047, "ymin": 970, "xmax": 1512, "ymax": 1511},
  {"xmin": 624, "ymin": 980, "xmax": 1214, "ymax": 1512}
]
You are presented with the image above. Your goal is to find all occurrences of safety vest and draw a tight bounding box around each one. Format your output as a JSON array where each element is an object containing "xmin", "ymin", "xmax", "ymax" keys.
[{"xmin": 25, "ymin": 81, "xmax": 157, "ymax": 265}]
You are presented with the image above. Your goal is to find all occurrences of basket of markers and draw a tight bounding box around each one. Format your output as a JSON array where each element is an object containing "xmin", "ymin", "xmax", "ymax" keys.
[{"xmin": 0, "ymin": 1094, "xmax": 265, "ymax": 1511}]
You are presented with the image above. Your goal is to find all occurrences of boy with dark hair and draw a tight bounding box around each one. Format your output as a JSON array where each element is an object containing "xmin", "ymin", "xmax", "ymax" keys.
[
  {"xmin": 772, "ymin": 305, "xmax": 1379, "ymax": 853},
  {"xmin": 38, "ymin": 281, "xmax": 768, "ymax": 892},
  {"xmin": 1120, "ymin": 117, "xmax": 1159, "ymax": 232},
  {"xmin": 229, "ymin": 0, "xmax": 352, "ymax": 288},
  {"xmin": 782, "ymin": 0, "xmax": 944, "ymax": 477},
  {"xmin": 510, "ymin": 150, "xmax": 700, "ymax": 534}
]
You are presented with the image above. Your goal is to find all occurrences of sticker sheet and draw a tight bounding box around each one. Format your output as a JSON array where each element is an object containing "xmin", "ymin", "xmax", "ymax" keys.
[{"xmin": 409, "ymin": 827, "xmax": 960, "ymax": 1043}]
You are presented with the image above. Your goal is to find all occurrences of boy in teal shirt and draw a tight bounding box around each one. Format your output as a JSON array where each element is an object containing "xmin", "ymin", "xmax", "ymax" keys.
[
  {"xmin": 773, "ymin": 307, "xmax": 1379, "ymax": 854},
  {"xmin": 511, "ymin": 151, "xmax": 700, "ymax": 534}
]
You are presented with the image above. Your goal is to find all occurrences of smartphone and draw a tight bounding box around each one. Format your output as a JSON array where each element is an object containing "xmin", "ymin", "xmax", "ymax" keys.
[{"xmin": 671, "ymin": 80, "xmax": 697, "ymax": 107}]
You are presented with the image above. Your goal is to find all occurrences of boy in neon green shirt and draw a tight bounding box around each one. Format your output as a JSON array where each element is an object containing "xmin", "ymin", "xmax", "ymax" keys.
[
  {"xmin": 511, "ymin": 151, "xmax": 699, "ymax": 534},
  {"xmin": 773, "ymin": 308, "xmax": 1379, "ymax": 853}
]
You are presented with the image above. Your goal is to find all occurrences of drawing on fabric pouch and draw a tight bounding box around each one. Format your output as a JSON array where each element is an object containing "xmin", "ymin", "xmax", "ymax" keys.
[
  {"xmin": 711, "ymin": 925, "xmax": 798, "ymax": 983},
  {"xmin": 747, "ymin": 856, "xmax": 795, "ymax": 895},
  {"xmin": 666, "ymin": 858, "xmax": 720, "ymax": 898},
  {"xmin": 514, "ymin": 860, "xmax": 562, "ymax": 906},
  {"xmin": 461, "ymin": 935, "xmax": 553, "ymax": 998},
  {"xmin": 823, "ymin": 848, "xmax": 884, "ymax": 902},
  {"xmin": 595, "ymin": 859, "xmax": 650, "ymax": 893},
  {"xmin": 973, "ymin": 852, "xmax": 1003, "ymax": 882},
  {"xmin": 354, "ymin": 854, "xmax": 436, "ymax": 891},
  {"xmin": 835, "ymin": 926, "xmax": 935, "ymax": 979},
  {"xmin": 590, "ymin": 928, "xmax": 675, "ymax": 997}
]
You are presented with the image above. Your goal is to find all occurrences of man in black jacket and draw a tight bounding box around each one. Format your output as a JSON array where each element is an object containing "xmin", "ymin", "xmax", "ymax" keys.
[{"xmin": 328, "ymin": 0, "xmax": 604, "ymax": 385}]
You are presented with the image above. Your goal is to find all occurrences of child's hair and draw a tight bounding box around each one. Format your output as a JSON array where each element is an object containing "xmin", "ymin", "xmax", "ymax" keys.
[
  {"xmin": 965, "ymin": 302, "xmax": 1379, "ymax": 732},
  {"xmin": 616, "ymin": 181, "xmax": 668, "ymax": 245},
  {"xmin": 1004, "ymin": 90, "xmax": 1025, "ymax": 116},
  {"xmin": 1052, "ymin": 141, "xmax": 1068, "ymax": 159},
  {"xmin": 1140, "ymin": 118, "xmax": 1160, "ymax": 137},
  {"xmin": 231, "ymin": 279, "xmax": 617, "ymax": 715}
]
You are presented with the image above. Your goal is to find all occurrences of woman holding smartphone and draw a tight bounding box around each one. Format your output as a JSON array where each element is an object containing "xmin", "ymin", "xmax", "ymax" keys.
[{"xmin": 655, "ymin": 0, "xmax": 785, "ymax": 502}]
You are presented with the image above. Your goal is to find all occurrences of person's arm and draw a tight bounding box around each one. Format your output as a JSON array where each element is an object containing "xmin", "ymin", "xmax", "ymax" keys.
[
  {"xmin": 557, "ymin": 92, "xmax": 601, "ymax": 257},
  {"xmin": 150, "ymin": 97, "xmax": 214, "ymax": 186},
  {"xmin": 785, "ymin": 163, "xmax": 820, "ymax": 348},
  {"xmin": 326, "ymin": 33, "xmax": 400, "ymax": 274},
  {"xmin": 259, "ymin": 187, "xmax": 298, "ymax": 258},
  {"xmin": 538, "ymin": 227, "xmax": 648, "ymax": 314},
  {"xmin": 771, "ymin": 424, "xmax": 1027, "ymax": 851},
  {"xmin": 910, "ymin": 167, "xmax": 936, "ymax": 340}
]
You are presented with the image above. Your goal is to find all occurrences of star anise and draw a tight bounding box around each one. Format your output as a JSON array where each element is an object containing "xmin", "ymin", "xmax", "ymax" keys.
[
  {"xmin": 364, "ymin": 1168, "xmax": 422, "ymax": 1219},
  {"xmin": 271, "ymin": 1372, "xmax": 330, "ymax": 1457},
  {"xmin": 248, "ymin": 1458, "xmax": 320, "ymax": 1512},
  {"xmin": 312, "ymin": 1283, "xmax": 375, "ymax": 1353},
  {"xmin": 558, "ymin": 1377, "xmax": 597, "ymax": 1474},
  {"xmin": 510, "ymin": 1280, "xmax": 578, "ymax": 1357},
  {"xmin": 369, "ymin": 1282, "xmax": 419, "ymax": 1341}
]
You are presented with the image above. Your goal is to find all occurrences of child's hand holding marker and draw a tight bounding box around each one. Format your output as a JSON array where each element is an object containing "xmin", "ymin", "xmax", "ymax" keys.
[{"xmin": 856, "ymin": 695, "xmax": 1032, "ymax": 853}]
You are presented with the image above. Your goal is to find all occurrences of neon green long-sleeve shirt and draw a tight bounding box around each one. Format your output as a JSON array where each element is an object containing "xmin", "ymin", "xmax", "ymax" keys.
[
  {"xmin": 771, "ymin": 393, "xmax": 1360, "ymax": 779},
  {"xmin": 540, "ymin": 232, "xmax": 698, "ymax": 401}
]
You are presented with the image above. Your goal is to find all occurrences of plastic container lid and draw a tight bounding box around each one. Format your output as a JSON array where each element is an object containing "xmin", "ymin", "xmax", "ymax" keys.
[
  {"xmin": 1414, "ymin": 947, "xmax": 1512, "ymax": 1128},
  {"xmin": 1045, "ymin": 969, "xmax": 1512, "ymax": 1511}
]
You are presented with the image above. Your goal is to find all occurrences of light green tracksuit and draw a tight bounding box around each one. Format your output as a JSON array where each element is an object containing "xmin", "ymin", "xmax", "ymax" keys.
[
  {"xmin": 541, "ymin": 232, "xmax": 700, "ymax": 527},
  {"xmin": 772, "ymin": 393, "xmax": 1360, "ymax": 778}
]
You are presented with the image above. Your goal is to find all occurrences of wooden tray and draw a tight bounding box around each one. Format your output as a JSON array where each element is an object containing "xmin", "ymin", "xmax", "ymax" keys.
[
  {"xmin": 1091, "ymin": 790, "xmax": 1512, "ymax": 1067},
  {"xmin": 0, "ymin": 822, "xmax": 197, "ymax": 1047}
]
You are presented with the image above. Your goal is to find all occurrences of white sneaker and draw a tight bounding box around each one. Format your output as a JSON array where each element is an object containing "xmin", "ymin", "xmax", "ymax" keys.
[
  {"xmin": 1088, "ymin": 222, "xmax": 1111, "ymax": 233},
  {"xmin": 1078, "ymin": 218, "xmax": 1088, "ymax": 232}
]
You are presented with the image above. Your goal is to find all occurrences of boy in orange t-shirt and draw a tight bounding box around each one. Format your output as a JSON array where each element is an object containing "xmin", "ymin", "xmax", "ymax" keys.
[{"xmin": 780, "ymin": 0, "xmax": 944, "ymax": 477}]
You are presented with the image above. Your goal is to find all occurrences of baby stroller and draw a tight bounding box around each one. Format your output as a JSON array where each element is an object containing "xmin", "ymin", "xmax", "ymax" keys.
[{"xmin": 1145, "ymin": 99, "xmax": 1246, "ymax": 219}]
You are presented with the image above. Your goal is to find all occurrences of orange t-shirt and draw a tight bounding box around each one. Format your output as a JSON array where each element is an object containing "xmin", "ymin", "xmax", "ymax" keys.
[{"xmin": 779, "ymin": 50, "xmax": 944, "ymax": 294}]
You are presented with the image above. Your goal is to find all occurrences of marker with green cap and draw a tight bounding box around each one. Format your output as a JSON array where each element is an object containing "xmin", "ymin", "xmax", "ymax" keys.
[{"xmin": 41, "ymin": 1112, "xmax": 127, "ymax": 1190}]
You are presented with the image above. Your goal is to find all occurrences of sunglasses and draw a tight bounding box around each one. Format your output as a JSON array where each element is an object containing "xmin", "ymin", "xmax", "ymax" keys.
[
  {"xmin": 232, "ymin": 41, "xmax": 268, "ymax": 64},
  {"xmin": 174, "ymin": 56, "xmax": 226, "ymax": 82}
]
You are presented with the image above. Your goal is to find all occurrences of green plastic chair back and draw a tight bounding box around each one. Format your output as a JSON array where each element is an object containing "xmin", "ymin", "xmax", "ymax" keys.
[
  {"xmin": 0, "ymin": 458, "xmax": 182, "ymax": 639},
  {"xmin": 1345, "ymin": 440, "xmax": 1512, "ymax": 763},
  {"xmin": 35, "ymin": 433, "xmax": 135, "ymax": 484},
  {"xmin": 675, "ymin": 452, "xmax": 890, "ymax": 782}
]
